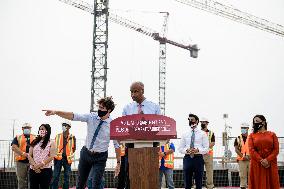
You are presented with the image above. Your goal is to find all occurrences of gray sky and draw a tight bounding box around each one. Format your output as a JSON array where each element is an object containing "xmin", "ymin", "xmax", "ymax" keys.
[{"xmin": 0, "ymin": 0, "xmax": 284, "ymax": 141}]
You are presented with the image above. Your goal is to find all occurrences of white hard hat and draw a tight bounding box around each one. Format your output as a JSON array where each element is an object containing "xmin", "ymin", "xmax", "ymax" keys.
[
  {"xmin": 62, "ymin": 120, "xmax": 72, "ymax": 127},
  {"xmin": 241, "ymin": 122, "xmax": 249, "ymax": 128},
  {"xmin": 200, "ymin": 117, "xmax": 209, "ymax": 122},
  {"xmin": 22, "ymin": 123, "xmax": 32, "ymax": 128}
]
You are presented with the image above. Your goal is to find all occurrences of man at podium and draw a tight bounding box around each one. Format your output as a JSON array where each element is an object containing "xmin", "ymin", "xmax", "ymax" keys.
[{"xmin": 116, "ymin": 81, "xmax": 161, "ymax": 189}]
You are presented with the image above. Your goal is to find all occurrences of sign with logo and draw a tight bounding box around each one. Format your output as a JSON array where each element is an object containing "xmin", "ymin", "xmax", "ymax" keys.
[{"xmin": 110, "ymin": 114, "xmax": 177, "ymax": 140}]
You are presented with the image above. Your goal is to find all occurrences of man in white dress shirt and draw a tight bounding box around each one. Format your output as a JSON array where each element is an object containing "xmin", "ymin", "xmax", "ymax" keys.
[
  {"xmin": 117, "ymin": 81, "xmax": 161, "ymax": 189},
  {"xmin": 178, "ymin": 113, "xmax": 209, "ymax": 189}
]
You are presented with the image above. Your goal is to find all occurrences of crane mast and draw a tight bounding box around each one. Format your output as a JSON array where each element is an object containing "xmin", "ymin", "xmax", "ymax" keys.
[
  {"xmin": 59, "ymin": 0, "xmax": 199, "ymax": 114},
  {"xmin": 159, "ymin": 12, "xmax": 169, "ymax": 115},
  {"xmin": 174, "ymin": 0, "xmax": 284, "ymax": 37},
  {"xmin": 90, "ymin": 0, "xmax": 109, "ymax": 112}
]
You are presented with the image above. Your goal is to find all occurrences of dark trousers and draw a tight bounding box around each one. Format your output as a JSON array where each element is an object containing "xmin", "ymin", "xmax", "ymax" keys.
[
  {"xmin": 76, "ymin": 146, "xmax": 108, "ymax": 189},
  {"xmin": 29, "ymin": 168, "xmax": 52, "ymax": 189},
  {"xmin": 183, "ymin": 155, "xmax": 204, "ymax": 189},
  {"xmin": 51, "ymin": 157, "xmax": 71, "ymax": 189},
  {"xmin": 117, "ymin": 156, "xmax": 126, "ymax": 189}
]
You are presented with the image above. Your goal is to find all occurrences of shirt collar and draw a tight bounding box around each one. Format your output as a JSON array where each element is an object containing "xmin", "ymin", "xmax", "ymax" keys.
[
  {"xmin": 192, "ymin": 127, "xmax": 200, "ymax": 132},
  {"xmin": 135, "ymin": 98, "xmax": 147, "ymax": 106},
  {"xmin": 96, "ymin": 114, "xmax": 112, "ymax": 124}
]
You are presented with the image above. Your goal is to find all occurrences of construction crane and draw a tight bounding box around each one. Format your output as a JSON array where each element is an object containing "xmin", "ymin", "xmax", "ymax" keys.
[
  {"xmin": 159, "ymin": 12, "xmax": 169, "ymax": 115},
  {"xmin": 174, "ymin": 0, "xmax": 284, "ymax": 37},
  {"xmin": 59, "ymin": 0, "xmax": 199, "ymax": 113}
]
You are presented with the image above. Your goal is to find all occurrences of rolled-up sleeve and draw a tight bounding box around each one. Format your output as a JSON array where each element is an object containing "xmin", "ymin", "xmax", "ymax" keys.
[{"xmin": 73, "ymin": 113, "xmax": 91, "ymax": 122}]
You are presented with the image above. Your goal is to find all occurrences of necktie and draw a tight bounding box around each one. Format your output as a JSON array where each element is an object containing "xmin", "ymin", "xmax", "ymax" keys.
[
  {"xmin": 89, "ymin": 120, "xmax": 104, "ymax": 150},
  {"xmin": 138, "ymin": 104, "xmax": 143, "ymax": 114},
  {"xmin": 190, "ymin": 129, "xmax": 195, "ymax": 158}
]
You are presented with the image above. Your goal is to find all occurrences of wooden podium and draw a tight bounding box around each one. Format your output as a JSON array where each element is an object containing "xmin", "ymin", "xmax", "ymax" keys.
[{"xmin": 110, "ymin": 114, "xmax": 177, "ymax": 189}]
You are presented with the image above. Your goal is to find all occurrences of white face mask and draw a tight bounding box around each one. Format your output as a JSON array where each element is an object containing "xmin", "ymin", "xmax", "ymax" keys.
[
  {"xmin": 39, "ymin": 130, "xmax": 46, "ymax": 137},
  {"xmin": 62, "ymin": 126, "xmax": 67, "ymax": 132}
]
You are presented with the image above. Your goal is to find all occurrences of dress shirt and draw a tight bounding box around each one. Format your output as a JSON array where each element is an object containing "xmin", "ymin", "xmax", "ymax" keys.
[
  {"xmin": 73, "ymin": 112, "xmax": 112, "ymax": 152},
  {"xmin": 113, "ymin": 99, "xmax": 161, "ymax": 149},
  {"xmin": 122, "ymin": 98, "xmax": 161, "ymax": 115},
  {"xmin": 178, "ymin": 127, "xmax": 209, "ymax": 155}
]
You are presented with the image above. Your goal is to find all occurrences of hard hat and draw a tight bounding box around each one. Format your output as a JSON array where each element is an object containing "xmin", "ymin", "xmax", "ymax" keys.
[
  {"xmin": 22, "ymin": 123, "xmax": 32, "ymax": 128},
  {"xmin": 200, "ymin": 117, "xmax": 209, "ymax": 122},
  {"xmin": 62, "ymin": 120, "xmax": 72, "ymax": 127},
  {"xmin": 241, "ymin": 122, "xmax": 249, "ymax": 128}
]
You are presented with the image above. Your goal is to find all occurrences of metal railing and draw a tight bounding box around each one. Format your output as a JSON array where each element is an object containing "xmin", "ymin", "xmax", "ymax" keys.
[{"xmin": 1, "ymin": 137, "xmax": 283, "ymax": 171}]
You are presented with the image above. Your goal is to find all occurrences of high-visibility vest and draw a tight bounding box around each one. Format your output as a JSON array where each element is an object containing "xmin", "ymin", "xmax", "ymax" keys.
[
  {"xmin": 206, "ymin": 130, "xmax": 214, "ymax": 156},
  {"xmin": 120, "ymin": 144, "xmax": 125, "ymax": 157},
  {"xmin": 159, "ymin": 143, "xmax": 174, "ymax": 169},
  {"xmin": 15, "ymin": 134, "xmax": 35, "ymax": 161},
  {"xmin": 236, "ymin": 135, "xmax": 250, "ymax": 161},
  {"xmin": 54, "ymin": 133, "xmax": 75, "ymax": 164}
]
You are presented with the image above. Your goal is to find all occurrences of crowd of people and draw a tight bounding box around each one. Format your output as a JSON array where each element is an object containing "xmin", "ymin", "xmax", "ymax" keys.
[{"xmin": 11, "ymin": 81, "xmax": 281, "ymax": 189}]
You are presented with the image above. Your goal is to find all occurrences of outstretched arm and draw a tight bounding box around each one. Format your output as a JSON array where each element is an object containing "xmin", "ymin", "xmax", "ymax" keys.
[{"xmin": 42, "ymin": 110, "xmax": 74, "ymax": 120}]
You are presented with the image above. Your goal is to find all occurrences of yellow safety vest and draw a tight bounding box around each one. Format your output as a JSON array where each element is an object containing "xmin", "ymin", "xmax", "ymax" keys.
[
  {"xmin": 206, "ymin": 130, "xmax": 214, "ymax": 156},
  {"xmin": 237, "ymin": 135, "xmax": 250, "ymax": 161},
  {"xmin": 120, "ymin": 144, "xmax": 126, "ymax": 157},
  {"xmin": 15, "ymin": 134, "xmax": 35, "ymax": 161},
  {"xmin": 54, "ymin": 133, "xmax": 75, "ymax": 164},
  {"xmin": 159, "ymin": 143, "xmax": 174, "ymax": 169}
]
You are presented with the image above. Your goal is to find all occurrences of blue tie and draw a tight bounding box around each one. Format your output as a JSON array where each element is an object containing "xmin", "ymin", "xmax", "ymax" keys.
[
  {"xmin": 190, "ymin": 129, "xmax": 195, "ymax": 148},
  {"xmin": 89, "ymin": 120, "xmax": 104, "ymax": 150},
  {"xmin": 190, "ymin": 129, "xmax": 195, "ymax": 158}
]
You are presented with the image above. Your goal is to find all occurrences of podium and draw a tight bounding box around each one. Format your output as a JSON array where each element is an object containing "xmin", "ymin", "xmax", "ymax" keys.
[{"xmin": 110, "ymin": 114, "xmax": 177, "ymax": 189}]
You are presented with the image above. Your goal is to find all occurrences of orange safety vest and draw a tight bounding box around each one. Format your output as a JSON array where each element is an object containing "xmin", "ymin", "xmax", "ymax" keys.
[
  {"xmin": 236, "ymin": 135, "xmax": 250, "ymax": 161},
  {"xmin": 159, "ymin": 143, "xmax": 174, "ymax": 169},
  {"xmin": 120, "ymin": 144, "xmax": 125, "ymax": 157},
  {"xmin": 15, "ymin": 134, "xmax": 35, "ymax": 161},
  {"xmin": 54, "ymin": 133, "xmax": 75, "ymax": 164},
  {"xmin": 206, "ymin": 130, "xmax": 214, "ymax": 156}
]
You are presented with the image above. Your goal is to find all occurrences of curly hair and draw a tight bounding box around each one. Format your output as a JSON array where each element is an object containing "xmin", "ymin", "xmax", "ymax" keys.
[{"xmin": 97, "ymin": 96, "xmax": 115, "ymax": 113}]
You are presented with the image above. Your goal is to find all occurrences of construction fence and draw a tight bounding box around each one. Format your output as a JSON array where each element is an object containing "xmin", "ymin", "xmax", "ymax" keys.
[{"xmin": 0, "ymin": 137, "xmax": 283, "ymax": 188}]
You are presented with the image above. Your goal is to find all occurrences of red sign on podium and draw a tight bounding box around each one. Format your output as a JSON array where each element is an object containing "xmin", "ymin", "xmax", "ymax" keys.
[{"xmin": 110, "ymin": 114, "xmax": 177, "ymax": 140}]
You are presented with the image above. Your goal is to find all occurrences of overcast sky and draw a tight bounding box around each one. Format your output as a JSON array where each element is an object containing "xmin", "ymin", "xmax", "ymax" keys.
[{"xmin": 0, "ymin": 0, "xmax": 284, "ymax": 141}]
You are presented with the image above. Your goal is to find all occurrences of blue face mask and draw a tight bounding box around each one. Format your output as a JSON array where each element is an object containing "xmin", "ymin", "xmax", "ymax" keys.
[
  {"xmin": 241, "ymin": 128, "xmax": 247, "ymax": 134},
  {"xmin": 23, "ymin": 129, "xmax": 31, "ymax": 135}
]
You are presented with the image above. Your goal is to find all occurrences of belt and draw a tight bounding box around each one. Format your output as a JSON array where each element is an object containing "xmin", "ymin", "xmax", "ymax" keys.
[
  {"xmin": 83, "ymin": 146, "xmax": 106, "ymax": 155},
  {"xmin": 185, "ymin": 154, "xmax": 203, "ymax": 157}
]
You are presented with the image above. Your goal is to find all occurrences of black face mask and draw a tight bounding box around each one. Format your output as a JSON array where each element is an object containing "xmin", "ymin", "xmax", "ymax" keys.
[
  {"xmin": 189, "ymin": 121, "xmax": 196, "ymax": 126},
  {"xmin": 98, "ymin": 110, "xmax": 108, "ymax": 118},
  {"xmin": 201, "ymin": 123, "xmax": 206, "ymax": 129},
  {"xmin": 253, "ymin": 122, "xmax": 262, "ymax": 131}
]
